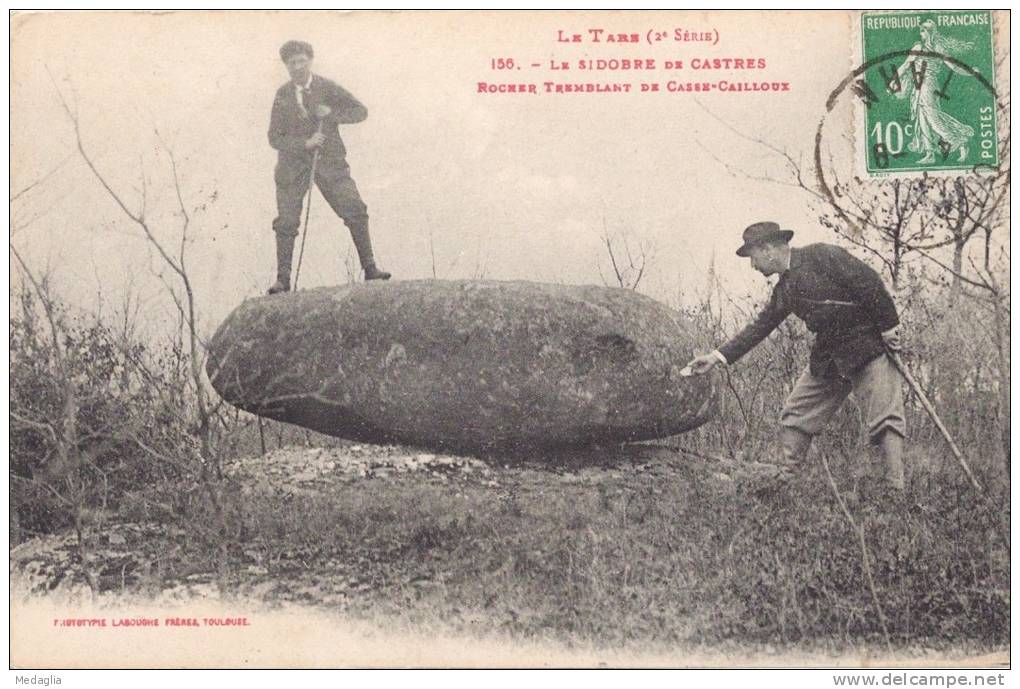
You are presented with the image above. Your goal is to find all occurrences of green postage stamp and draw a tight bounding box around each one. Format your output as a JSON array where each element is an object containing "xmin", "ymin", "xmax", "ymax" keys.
[{"xmin": 859, "ymin": 10, "xmax": 998, "ymax": 175}]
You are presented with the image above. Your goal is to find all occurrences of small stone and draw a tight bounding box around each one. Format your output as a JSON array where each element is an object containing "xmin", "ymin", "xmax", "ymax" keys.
[{"xmin": 189, "ymin": 583, "xmax": 220, "ymax": 599}]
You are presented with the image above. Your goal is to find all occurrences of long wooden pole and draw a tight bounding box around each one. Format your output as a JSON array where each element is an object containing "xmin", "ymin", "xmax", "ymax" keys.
[
  {"xmin": 292, "ymin": 118, "xmax": 325, "ymax": 291},
  {"xmin": 887, "ymin": 351, "xmax": 982, "ymax": 492}
]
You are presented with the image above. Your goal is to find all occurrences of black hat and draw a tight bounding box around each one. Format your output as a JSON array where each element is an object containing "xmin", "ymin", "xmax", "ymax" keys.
[
  {"xmin": 735, "ymin": 221, "xmax": 794, "ymax": 257},
  {"xmin": 280, "ymin": 40, "xmax": 314, "ymax": 62}
]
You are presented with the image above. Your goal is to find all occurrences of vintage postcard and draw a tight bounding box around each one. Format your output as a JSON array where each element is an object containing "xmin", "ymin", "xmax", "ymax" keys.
[{"xmin": 9, "ymin": 10, "xmax": 1010, "ymax": 672}]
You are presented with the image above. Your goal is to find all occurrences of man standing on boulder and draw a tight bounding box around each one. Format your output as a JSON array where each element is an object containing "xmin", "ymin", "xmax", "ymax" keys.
[
  {"xmin": 685, "ymin": 222, "xmax": 907, "ymax": 492},
  {"xmin": 267, "ymin": 40, "xmax": 390, "ymax": 294}
]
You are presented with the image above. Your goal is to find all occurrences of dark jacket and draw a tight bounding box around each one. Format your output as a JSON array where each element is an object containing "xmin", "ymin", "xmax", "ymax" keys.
[
  {"xmin": 718, "ymin": 243, "xmax": 900, "ymax": 379},
  {"xmin": 268, "ymin": 74, "xmax": 368, "ymax": 185}
]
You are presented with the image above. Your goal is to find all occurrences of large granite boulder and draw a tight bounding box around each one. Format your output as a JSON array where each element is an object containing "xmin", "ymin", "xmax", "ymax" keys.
[{"xmin": 206, "ymin": 280, "xmax": 715, "ymax": 455}]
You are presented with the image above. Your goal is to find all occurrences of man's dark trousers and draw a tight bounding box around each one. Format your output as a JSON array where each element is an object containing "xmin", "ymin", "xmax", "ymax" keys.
[{"xmin": 272, "ymin": 154, "xmax": 373, "ymax": 267}]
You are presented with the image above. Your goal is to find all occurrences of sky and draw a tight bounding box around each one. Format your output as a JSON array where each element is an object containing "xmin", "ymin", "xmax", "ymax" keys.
[{"xmin": 11, "ymin": 10, "xmax": 990, "ymax": 338}]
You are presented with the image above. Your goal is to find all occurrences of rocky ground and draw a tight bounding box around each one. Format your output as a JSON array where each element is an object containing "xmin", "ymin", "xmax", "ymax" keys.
[
  {"xmin": 10, "ymin": 441, "xmax": 1007, "ymax": 666},
  {"xmin": 10, "ymin": 441, "xmax": 779, "ymax": 603}
]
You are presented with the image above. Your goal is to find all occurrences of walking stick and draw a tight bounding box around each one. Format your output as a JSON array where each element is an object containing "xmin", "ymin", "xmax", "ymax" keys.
[
  {"xmin": 887, "ymin": 349, "xmax": 982, "ymax": 492},
  {"xmin": 292, "ymin": 116, "xmax": 326, "ymax": 291}
]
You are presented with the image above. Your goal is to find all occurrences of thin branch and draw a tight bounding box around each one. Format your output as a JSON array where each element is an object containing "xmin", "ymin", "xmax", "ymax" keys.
[
  {"xmin": 10, "ymin": 411, "xmax": 59, "ymax": 444},
  {"xmin": 10, "ymin": 152, "xmax": 75, "ymax": 202},
  {"xmin": 48, "ymin": 66, "xmax": 187, "ymax": 284},
  {"xmin": 692, "ymin": 97, "xmax": 831, "ymax": 204},
  {"xmin": 819, "ymin": 453, "xmax": 893, "ymax": 653},
  {"xmin": 10, "ymin": 244, "xmax": 67, "ymax": 365}
]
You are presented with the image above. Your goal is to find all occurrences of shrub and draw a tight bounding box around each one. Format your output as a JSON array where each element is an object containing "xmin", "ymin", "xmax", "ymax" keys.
[{"xmin": 9, "ymin": 285, "xmax": 194, "ymax": 540}]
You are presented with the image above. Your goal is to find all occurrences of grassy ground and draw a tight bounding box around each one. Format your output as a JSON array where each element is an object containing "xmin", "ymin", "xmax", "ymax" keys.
[{"xmin": 9, "ymin": 441, "xmax": 1010, "ymax": 662}]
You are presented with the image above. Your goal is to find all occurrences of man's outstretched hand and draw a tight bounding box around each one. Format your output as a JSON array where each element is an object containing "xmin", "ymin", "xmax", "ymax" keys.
[
  {"xmin": 683, "ymin": 352, "xmax": 721, "ymax": 376},
  {"xmin": 881, "ymin": 326, "xmax": 902, "ymax": 352}
]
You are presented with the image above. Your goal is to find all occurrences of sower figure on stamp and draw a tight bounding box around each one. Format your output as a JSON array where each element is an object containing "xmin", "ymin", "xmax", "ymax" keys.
[
  {"xmin": 685, "ymin": 222, "xmax": 907, "ymax": 492},
  {"xmin": 268, "ymin": 39, "xmax": 390, "ymax": 294}
]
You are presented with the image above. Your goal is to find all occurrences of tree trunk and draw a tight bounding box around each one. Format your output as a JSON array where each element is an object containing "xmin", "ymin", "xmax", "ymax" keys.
[
  {"xmin": 991, "ymin": 294, "xmax": 1010, "ymax": 476},
  {"xmin": 949, "ymin": 237, "xmax": 965, "ymax": 306}
]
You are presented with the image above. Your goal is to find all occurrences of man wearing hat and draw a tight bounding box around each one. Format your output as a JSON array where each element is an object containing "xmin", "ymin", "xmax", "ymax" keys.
[
  {"xmin": 685, "ymin": 222, "xmax": 906, "ymax": 491},
  {"xmin": 267, "ymin": 39, "xmax": 390, "ymax": 294}
]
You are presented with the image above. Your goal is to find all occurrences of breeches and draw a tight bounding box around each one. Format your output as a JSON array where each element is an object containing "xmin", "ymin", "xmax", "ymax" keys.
[
  {"xmin": 272, "ymin": 162, "xmax": 368, "ymax": 237},
  {"xmin": 779, "ymin": 354, "xmax": 906, "ymax": 442}
]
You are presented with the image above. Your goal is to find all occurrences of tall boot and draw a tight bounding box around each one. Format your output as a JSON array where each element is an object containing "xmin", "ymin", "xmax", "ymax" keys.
[
  {"xmin": 755, "ymin": 427, "xmax": 812, "ymax": 499},
  {"xmin": 268, "ymin": 233, "xmax": 295, "ymax": 294},
  {"xmin": 879, "ymin": 429, "xmax": 906, "ymax": 490},
  {"xmin": 348, "ymin": 220, "xmax": 391, "ymax": 281},
  {"xmin": 780, "ymin": 427, "xmax": 813, "ymax": 466}
]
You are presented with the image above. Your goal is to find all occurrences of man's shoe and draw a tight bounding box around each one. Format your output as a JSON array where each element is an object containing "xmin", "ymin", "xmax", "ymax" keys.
[
  {"xmin": 348, "ymin": 221, "xmax": 390, "ymax": 281},
  {"xmin": 364, "ymin": 266, "xmax": 391, "ymax": 281},
  {"xmin": 879, "ymin": 487, "xmax": 913, "ymax": 514},
  {"xmin": 751, "ymin": 465, "xmax": 795, "ymax": 500},
  {"xmin": 859, "ymin": 476, "xmax": 911, "ymax": 512},
  {"xmin": 267, "ymin": 279, "xmax": 290, "ymax": 295}
]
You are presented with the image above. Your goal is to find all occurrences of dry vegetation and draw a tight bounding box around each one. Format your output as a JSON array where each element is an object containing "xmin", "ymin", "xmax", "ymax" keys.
[
  {"xmin": 9, "ymin": 74, "xmax": 1010, "ymax": 658},
  {"xmin": 9, "ymin": 254, "xmax": 1010, "ymax": 655}
]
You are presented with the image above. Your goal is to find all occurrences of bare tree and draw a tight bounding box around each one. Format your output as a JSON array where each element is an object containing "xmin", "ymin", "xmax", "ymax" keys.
[
  {"xmin": 48, "ymin": 72, "xmax": 237, "ymax": 580},
  {"xmin": 596, "ymin": 216, "xmax": 654, "ymax": 291}
]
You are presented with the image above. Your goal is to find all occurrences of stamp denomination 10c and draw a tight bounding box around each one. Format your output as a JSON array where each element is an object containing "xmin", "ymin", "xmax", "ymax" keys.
[{"xmin": 859, "ymin": 10, "xmax": 998, "ymax": 175}]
